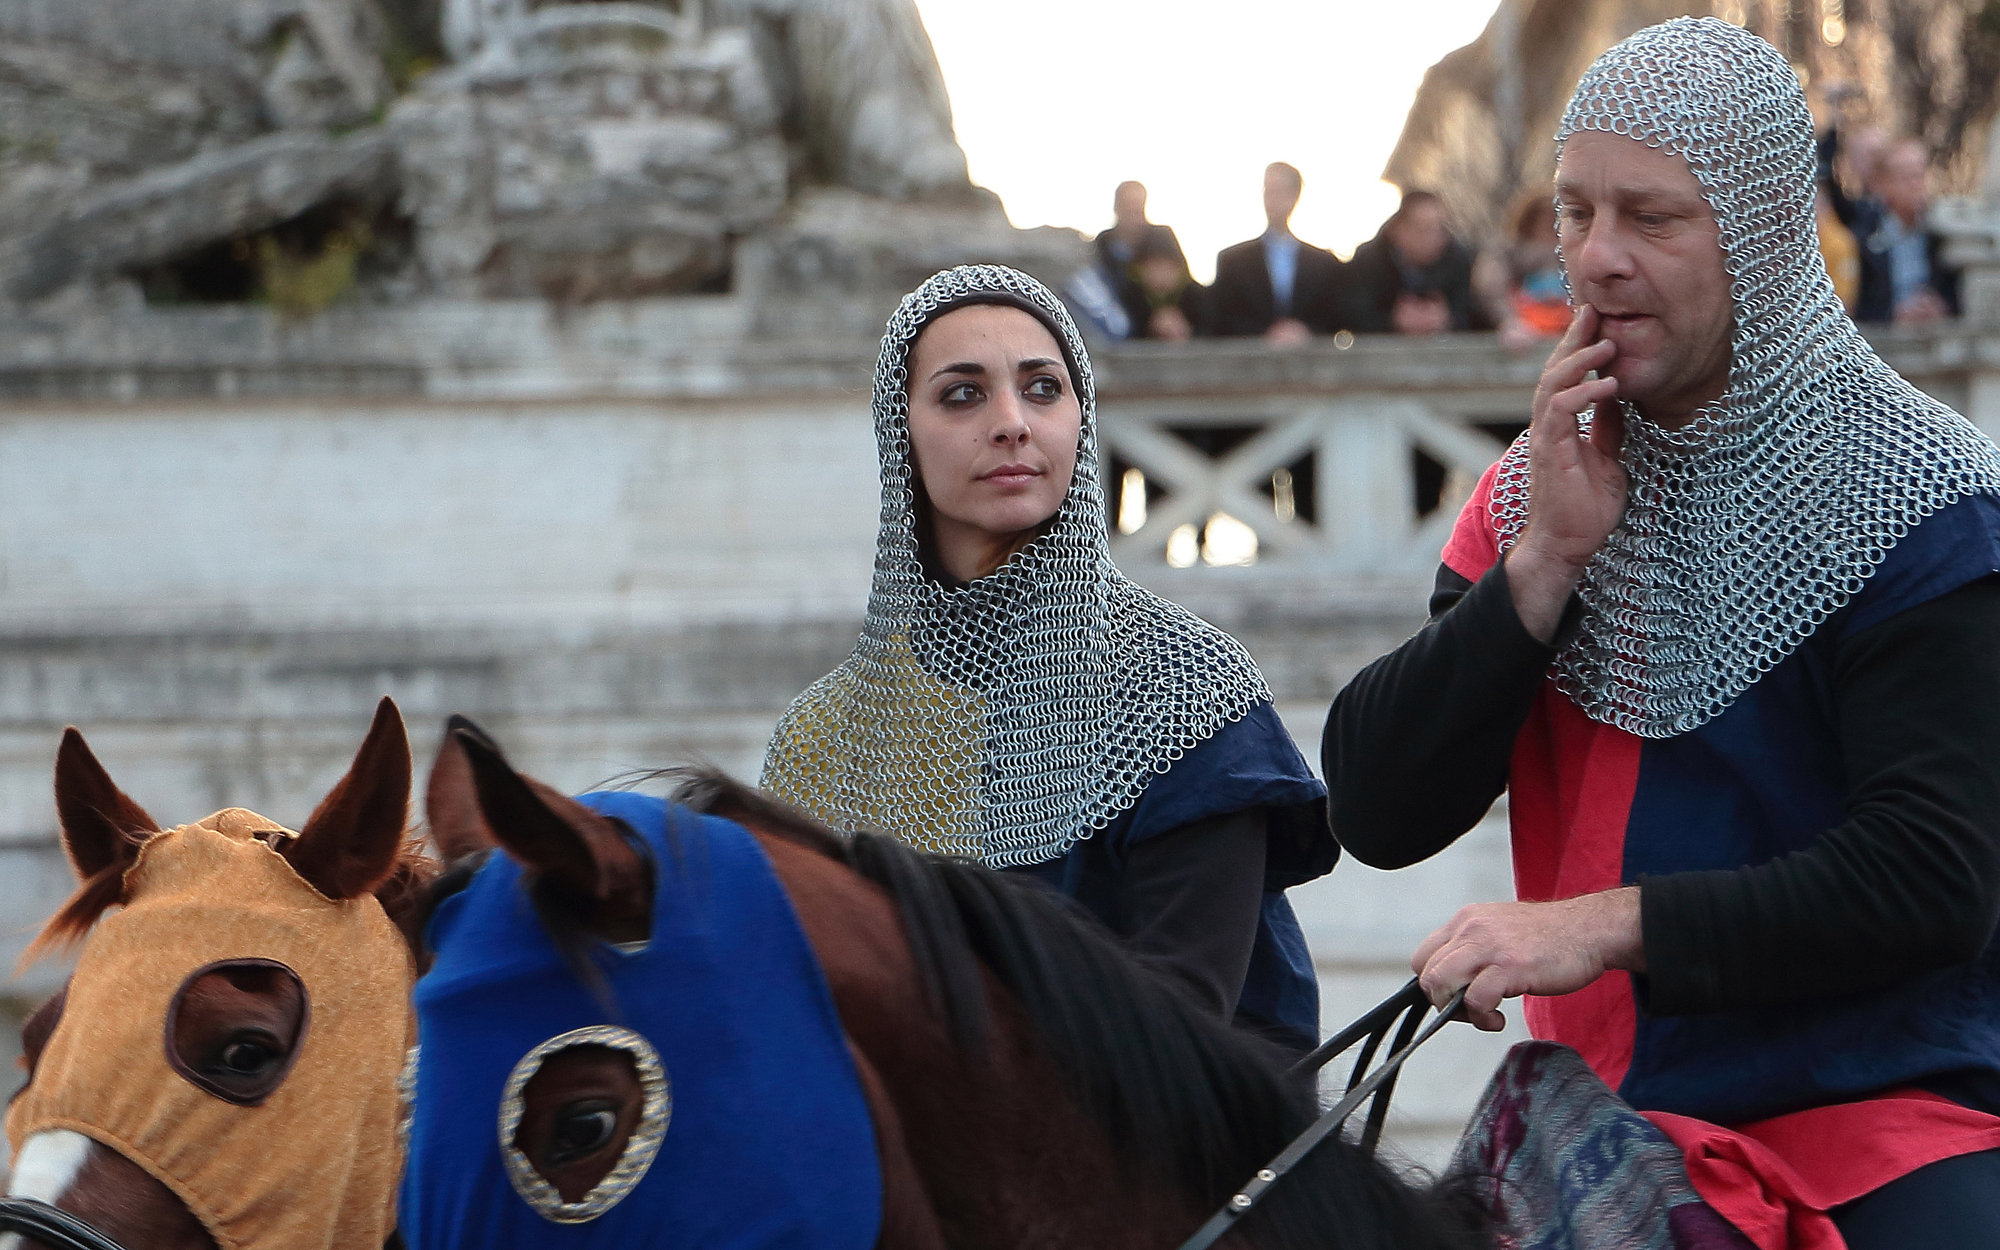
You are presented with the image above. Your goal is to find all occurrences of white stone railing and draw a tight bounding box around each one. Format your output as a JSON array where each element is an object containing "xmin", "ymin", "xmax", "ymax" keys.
[
  {"xmin": 1090, "ymin": 335, "xmax": 1548, "ymax": 577},
  {"xmin": 1099, "ymin": 391, "xmax": 1521, "ymax": 577}
]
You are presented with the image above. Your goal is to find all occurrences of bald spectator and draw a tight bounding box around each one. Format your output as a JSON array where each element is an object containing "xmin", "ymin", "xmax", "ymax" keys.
[
  {"xmin": 1092, "ymin": 181, "xmax": 1192, "ymax": 339},
  {"xmin": 1855, "ymin": 140, "xmax": 1959, "ymax": 324},
  {"xmin": 1345, "ymin": 191, "xmax": 1488, "ymax": 335},
  {"xmin": 1210, "ymin": 162, "xmax": 1346, "ymax": 343}
]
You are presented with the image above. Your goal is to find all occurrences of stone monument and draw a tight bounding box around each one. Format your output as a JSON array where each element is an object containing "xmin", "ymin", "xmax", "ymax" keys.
[{"xmin": 0, "ymin": 0, "xmax": 1081, "ymax": 312}]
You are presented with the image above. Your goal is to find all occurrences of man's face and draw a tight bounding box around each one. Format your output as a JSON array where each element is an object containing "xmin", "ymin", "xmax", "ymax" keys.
[
  {"xmin": 1113, "ymin": 182, "xmax": 1147, "ymax": 231},
  {"xmin": 1878, "ymin": 144, "xmax": 1930, "ymax": 225},
  {"xmin": 1388, "ymin": 200, "xmax": 1449, "ymax": 267},
  {"xmin": 1556, "ymin": 131, "xmax": 1733, "ymax": 423},
  {"xmin": 1263, "ymin": 169, "xmax": 1300, "ymax": 229}
]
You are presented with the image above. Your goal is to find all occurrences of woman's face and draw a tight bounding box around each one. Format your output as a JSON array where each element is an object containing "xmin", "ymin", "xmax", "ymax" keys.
[{"xmin": 904, "ymin": 305, "xmax": 1081, "ymax": 563}]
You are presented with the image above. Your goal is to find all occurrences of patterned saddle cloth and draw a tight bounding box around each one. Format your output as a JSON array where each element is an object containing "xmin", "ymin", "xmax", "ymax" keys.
[{"xmin": 1450, "ymin": 1041, "xmax": 1753, "ymax": 1250}]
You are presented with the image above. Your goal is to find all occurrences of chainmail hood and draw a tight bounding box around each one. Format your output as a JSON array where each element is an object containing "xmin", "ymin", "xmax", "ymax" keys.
[
  {"xmin": 760, "ymin": 264, "xmax": 1272, "ymax": 867},
  {"xmin": 1487, "ymin": 15, "xmax": 2000, "ymax": 738}
]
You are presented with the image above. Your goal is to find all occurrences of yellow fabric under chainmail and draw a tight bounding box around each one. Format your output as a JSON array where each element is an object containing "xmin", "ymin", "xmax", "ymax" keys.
[
  {"xmin": 6, "ymin": 809, "xmax": 413, "ymax": 1250},
  {"xmin": 762, "ymin": 631, "xmax": 986, "ymax": 858}
]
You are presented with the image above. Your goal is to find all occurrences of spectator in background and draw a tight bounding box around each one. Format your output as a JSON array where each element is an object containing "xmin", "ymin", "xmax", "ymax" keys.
[
  {"xmin": 1475, "ymin": 193, "xmax": 1567, "ymax": 350},
  {"xmin": 1133, "ymin": 230, "xmax": 1198, "ymax": 340},
  {"xmin": 1210, "ymin": 162, "xmax": 1345, "ymax": 343},
  {"xmin": 1851, "ymin": 139, "xmax": 1959, "ymax": 324},
  {"xmin": 1093, "ymin": 180, "xmax": 1189, "ymax": 338},
  {"xmin": 1821, "ymin": 125, "xmax": 1959, "ymax": 325},
  {"xmin": 1345, "ymin": 190, "xmax": 1488, "ymax": 335}
]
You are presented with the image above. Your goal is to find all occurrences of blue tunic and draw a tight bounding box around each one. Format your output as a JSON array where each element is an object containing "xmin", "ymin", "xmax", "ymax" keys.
[
  {"xmin": 1012, "ymin": 700, "xmax": 1333, "ymax": 1045},
  {"xmin": 1615, "ymin": 492, "xmax": 2000, "ymax": 1121}
]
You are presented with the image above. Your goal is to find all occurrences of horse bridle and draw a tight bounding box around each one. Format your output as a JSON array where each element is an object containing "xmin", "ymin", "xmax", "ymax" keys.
[
  {"xmin": 1174, "ymin": 979, "xmax": 1468, "ymax": 1250},
  {"xmin": 0, "ymin": 1198, "xmax": 131, "ymax": 1250}
]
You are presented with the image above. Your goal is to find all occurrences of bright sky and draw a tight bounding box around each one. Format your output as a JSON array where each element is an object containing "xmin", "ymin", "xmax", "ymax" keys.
[{"xmin": 913, "ymin": 0, "xmax": 1500, "ymax": 281}]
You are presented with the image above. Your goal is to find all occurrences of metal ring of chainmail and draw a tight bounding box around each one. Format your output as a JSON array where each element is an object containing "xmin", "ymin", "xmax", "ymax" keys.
[
  {"xmin": 1486, "ymin": 15, "xmax": 2000, "ymax": 739},
  {"xmin": 759, "ymin": 264, "xmax": 1273, "ymax": 867}
]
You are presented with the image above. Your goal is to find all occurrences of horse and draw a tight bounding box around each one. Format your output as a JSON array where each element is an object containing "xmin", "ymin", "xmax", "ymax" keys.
[
  {"xmin": 407, "ymin": 716, "xmax": 1491, "ymax": 1250},
  {"xmin": 5, "ymin": 697, "xmax": 432, "ymax": 1250}
]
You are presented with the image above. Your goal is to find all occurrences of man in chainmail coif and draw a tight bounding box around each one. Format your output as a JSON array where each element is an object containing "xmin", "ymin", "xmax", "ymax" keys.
[
  {"xmin": 1324, "ymin": 17, "xmax": 2000, "ymax": 1246},
  {"xmin": 761, "ymin": 265, "xmax": 1335, "ymax": 1051}
]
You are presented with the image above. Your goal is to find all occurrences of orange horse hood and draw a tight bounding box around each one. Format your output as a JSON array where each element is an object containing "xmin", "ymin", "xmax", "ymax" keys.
[{"xmin": 7, "ymin": 808, "xmax": 415, "ymax": 1250}]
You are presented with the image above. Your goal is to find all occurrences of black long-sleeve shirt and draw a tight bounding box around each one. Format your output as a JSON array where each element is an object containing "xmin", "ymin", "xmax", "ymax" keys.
[{"xmin": 1323, "ymin": 558, "xmax": 2000, "ymax": 1017}]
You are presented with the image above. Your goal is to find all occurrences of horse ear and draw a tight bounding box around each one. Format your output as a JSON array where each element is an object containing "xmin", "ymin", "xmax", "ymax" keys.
[
  {"xmin": 284, "ymin": 696, "xmax": 411, "ymax": 901},
  {"xmin": 426, "ymin": 715, "xmax": 499, "ymax": 864},
  {"xmin": 28, "ymin": 730, "xmax": 162, "ymax": 963},
  {"xmin": 53, "ymin": 728, "xmax": 158, "ymax": 883},
  {"xmin": 452, "ymin": 728, "xmax": 648, "ymax": 923}
]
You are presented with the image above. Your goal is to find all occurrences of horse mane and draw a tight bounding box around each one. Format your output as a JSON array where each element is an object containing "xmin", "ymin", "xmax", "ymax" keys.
[
  {"xmin": 373, "ymin": 840, "xmax": 445, "ymax": 954},
  {"xmin": 671, "ymin": 768, "xmax": 1490, "ymax": 1250},
  {"xmin": 19, "ymin": 832, "xmax": 147, "ymax": 966}
]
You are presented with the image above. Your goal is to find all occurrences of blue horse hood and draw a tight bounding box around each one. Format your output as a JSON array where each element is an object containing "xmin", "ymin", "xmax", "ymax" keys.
[{"xmin": 400, "ymin": 791, "xmax": 883, "ymax": 1249}]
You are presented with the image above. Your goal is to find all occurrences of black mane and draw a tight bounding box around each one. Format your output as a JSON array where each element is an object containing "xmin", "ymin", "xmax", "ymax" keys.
[{"xmin": 673, "ymin": 769, "xmax": 1489, "ymax": 1250}]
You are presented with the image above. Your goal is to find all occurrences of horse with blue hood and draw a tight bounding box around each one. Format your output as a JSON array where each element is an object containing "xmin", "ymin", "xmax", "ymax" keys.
[{"xmin": 401, "ymin": 717, "xmax": 1492, "ymax": 1249}]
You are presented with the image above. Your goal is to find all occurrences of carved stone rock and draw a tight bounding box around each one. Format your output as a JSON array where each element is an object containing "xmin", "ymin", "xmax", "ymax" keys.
[
  {"xmin": 0, "ymin": 0, "xmax": 1042, "ymax": 308},
  {"xmin": 391, "ymin": 22, "xmax": 788, "ymax": 299},
  {"xmin": 3, "ymin": 130, "xmax": 398, "ymax": 302}
]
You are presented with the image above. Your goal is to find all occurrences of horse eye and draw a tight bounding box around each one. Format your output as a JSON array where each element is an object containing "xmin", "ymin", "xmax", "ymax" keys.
[
  {"xmin": 219, "ymin": 1038, "xmax": 277, "ymax": 1074},
  {"xmin": 547, "ymin": 1101, "xmax": 620, "ymax": 1165}
]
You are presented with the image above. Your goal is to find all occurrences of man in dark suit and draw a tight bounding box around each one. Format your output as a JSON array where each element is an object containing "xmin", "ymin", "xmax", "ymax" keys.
[{"xmin": 1209, "ymin": 163, "xmax": 1346, "ymax": 342}]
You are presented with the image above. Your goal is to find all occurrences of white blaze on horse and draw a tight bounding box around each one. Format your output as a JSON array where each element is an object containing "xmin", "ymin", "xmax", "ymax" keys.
[{"xmin": 5, "ymin": 697, "xmax": 430, "ymax": 1250}]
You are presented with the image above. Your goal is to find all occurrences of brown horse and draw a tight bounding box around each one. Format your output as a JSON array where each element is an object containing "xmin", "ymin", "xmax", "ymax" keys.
[
  {"xmin": 416, "ymin": 718, "xmax": 1489, "ymax": 1250},
  {"xmin": 5, "ymin": 697, "xmax": 431, "ymax": 1250}
]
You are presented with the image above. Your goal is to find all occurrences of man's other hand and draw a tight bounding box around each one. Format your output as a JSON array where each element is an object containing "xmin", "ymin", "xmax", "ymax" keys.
[
  {"xmin": 1412, "ymin": 887, "xmax": 1645, "ymax": 1031},
  {"xmin": 1894, "ymin": 288, "xmax": 1950, "ymax": 325},
  {"xmin": 1264, "ymin": 317, "xmax": 1312, "ymax": 347},
  {"xmin": 1506, "ymin": 304, "xmax": 1629, "ymax": 642},
  {"xmin": 1392, "ymin": 292, "xmax": 1451, "ymax": 336}
]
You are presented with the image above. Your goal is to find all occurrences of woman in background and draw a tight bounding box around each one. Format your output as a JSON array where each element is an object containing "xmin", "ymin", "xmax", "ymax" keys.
[{"xmin": 1474, "ymin": 193, "xmax": 1568, "ymax": 351}]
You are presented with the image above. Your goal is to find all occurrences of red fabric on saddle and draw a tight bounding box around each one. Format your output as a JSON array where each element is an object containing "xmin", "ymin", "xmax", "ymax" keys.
[
  {"xmin": 1644, "ymin": 1092, "xmax": 2000, "ymax": 1250},
  {"xmin": 1437, "ymin": 464, "xmax": 2000, "ymax": 1249}
]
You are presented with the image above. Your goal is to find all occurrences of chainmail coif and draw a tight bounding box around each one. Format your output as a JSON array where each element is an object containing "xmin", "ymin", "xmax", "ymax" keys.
[
  {"xmin": 1487, "ymin": 16, "xmax": 2000, "ymax": 739},
  {"xmin": 760, "ymin": 265, "xmax": 1273, "ymax": 867}
]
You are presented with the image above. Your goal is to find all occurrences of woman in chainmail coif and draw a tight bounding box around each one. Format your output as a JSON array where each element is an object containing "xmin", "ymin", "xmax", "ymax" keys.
[{"xmin": 761, "ymin": 265, "xmax": 1336, "ymax": 1050}]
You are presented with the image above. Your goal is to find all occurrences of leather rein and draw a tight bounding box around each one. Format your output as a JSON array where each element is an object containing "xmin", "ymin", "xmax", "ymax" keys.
[
  {"xmin": 1174, "ymin": 978, "xmax": 1468, "ymax": 1250},
  {"xmin": 0, "ymin": 1198, "xmax": 131, "ymax": 1250}
]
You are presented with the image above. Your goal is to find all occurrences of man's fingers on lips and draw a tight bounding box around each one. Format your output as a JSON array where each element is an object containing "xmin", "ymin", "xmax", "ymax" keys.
[
  {"xmin": 1559, "ymin": 304, "xmax": 1594, "ymax": 348},
  {"xmin": 1546, "ymin": 340, "xmax": 1615, "ymax": 396},
  {"xmin": 1564, "ymin": 340, "xmax": 1615, "ymax": 374},
  {"xmin": 1558, "ymin": 378, "xmax": 1617, "ymax": 413}
]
